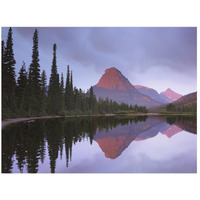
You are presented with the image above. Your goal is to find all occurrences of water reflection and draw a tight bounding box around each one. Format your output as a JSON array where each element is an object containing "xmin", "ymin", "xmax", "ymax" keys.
[{"xmin": 2, "ymin": 115, "xmax": 196, "ymax": 173}]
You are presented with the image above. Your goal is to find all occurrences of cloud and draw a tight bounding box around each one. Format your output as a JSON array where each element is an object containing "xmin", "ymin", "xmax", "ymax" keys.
[{"xmin": 2, "ymin": 27, "xmax": 196, "ymax": 94}]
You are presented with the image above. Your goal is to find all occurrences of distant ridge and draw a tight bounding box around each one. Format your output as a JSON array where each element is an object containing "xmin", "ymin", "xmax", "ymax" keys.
[
  {"xmin": 172, "ymin": 91, "xmax": 197, "ymax": 106},
  {"xmin": 149, "ymin": 91, "xmax": 197, "ymax": 112},
  {"xmin": 134, "ymin": 85, "xmax": 170, "ymax": 104},
  {"xmin": 134, "ymin": 85, "xmax": 183, "ymax": 104}
]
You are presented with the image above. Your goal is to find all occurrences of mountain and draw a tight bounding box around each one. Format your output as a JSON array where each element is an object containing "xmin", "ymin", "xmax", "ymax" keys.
[
  {"xmin": 172, "ymin": 91, "xmax": 197, "ymax": 107},
  {"xmin": 93, "ymin": 67, "xmax": 161, "ymax": 108},
  {"xmin": 160, "ymin": 88, "xmax": 182, "ymax": 102},
  {"xmin": 134, "ymin": 85, "xmax": 170, "ymax": 104},
  {"xmin": 149, "ymin": 91, "xmax": 197, "ymax": 112},
  {"xmin": 94, "ymin": 117, "xmax": 165, "ymax": 159},
  {"xmin": 96, "ymin": 67, "xmax": 138, "ymax": 91},
  {"xmin": 134, "ymin": 85, "xmax": 183, "ymax": 104},
  {"xmin": 94, "ymin": 116, "xmax": 189, "ymax": 159},
  {"xmin": 161, "ymin": 125, "xmax": 182, "ymax": 138}
]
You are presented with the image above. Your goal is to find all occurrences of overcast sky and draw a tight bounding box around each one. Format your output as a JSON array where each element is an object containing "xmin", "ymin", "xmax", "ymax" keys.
[{"xmin": 2, "ymin": 27, "xmax": 197, "ymax": 95}]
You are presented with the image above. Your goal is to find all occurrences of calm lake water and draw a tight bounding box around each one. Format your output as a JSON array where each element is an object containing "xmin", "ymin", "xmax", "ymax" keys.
[{"xmin": 2, "ymin": 115, "xmax": 197, "ymax": 173}]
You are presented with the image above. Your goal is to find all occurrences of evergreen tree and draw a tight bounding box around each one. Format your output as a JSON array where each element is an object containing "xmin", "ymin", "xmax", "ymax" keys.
[
  {"xmin": 166, "ymin": 103, "xmax": 176, "ymax": 111},
  {"xmin": 105, "ymin": 97, "xmax": 109, "ymax": 113},
  {"xmin": 2, "ymin": 40, "xmax": 5, "ymax": 78},
  {"xmin": 70, "ymin": 70, "xmax": 73, "ymax": 92},
  {"xmin": 60, "ymin": 72, "xmax": 65, "ymax": 113},
  {"xmin": 138, "ymin": 106, "xmax": 147, "ymax": 113},
  {"xmin": 1, "ymin": 40, "xmax": 5, "ymax": 64},
  {"xmin": 89, "ymin": 86, "xmax": 97, "ymax": 113},
  {"xmin": 79, "ymin": 89, "xmax": 85, "ymax": 113},
  {"xmin": 16, "ymin": 62, "xmax": 28, "ymax": 116},
  {"xmin": 82, "ymin": 91, "xmax": 88, "ymax": 113},
  {"xmin": 48, "ymin": 44, "xmax": 60, "ymax": 115},
  {"xmin": 74, "ymin": 87, "xmax": 79, "ymax": 112},
  {"xmin": 133, "ymin": 104, "xmax": 139, "ymax": 112},
  {"xmin": 70, "ymin": 70, "xmax": 74, "ymax": 110},
  {"xmin": 28, "ymin": 29, "xmax": 42, "ymax": 116},
  {"xmin": 41, "ymin": 70, "xmax": 47, "ymax": 115},
  {"xmin": 2, "ymin": 40, "xmax": 6, "ymax": 113},
  {"xmin": 3, "ymin": 28, "xmax": 17, "ymax": 117},
  {"xmin": 65, "ymin": 65, "xmax": 72, "ymax": 111}
]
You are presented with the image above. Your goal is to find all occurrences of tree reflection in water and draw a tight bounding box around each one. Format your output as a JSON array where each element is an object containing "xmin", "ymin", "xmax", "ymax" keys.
[{"xmin": 2, "ymin": 115, "xmax": 196, "ymax": 173}]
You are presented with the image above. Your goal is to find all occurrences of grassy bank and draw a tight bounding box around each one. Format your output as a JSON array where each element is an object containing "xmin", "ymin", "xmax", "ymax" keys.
[{"xmin": 159, "ymin": 111, "xmax": 196, "ymax": 115}]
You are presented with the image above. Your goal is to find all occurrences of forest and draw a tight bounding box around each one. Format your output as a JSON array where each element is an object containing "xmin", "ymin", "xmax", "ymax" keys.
[
  {"xmin": 2, "ymin": 28, "xmax": 147, "ymax": 119},
  {"xmin": 165, "ymin": 103, "xmax": 197, "ymax": 113}
]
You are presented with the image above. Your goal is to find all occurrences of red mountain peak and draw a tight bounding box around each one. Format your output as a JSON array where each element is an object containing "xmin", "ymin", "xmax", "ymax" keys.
[
  {"xmin": 96, "ymin": 67, "xmax": 136, "ymax": 91},
  {"xmin": 161, "ymin": 88, "xmax": 182, "ymax": 102},
  {"xmin": 105, "ymin": 67, "xmax": 118, "ymax": 74},
  {"xmin": 93, "ymin": 67, "xmax": 162, "ymax": 108},
  {"xmin": 166, "ymin": 88, "xmax": 173, "ymax": 92}
]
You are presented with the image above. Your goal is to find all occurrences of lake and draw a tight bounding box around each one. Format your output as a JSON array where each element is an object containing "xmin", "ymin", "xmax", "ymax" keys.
[{"xmin": 2, "ymin": 115, "xmax": 197, "ymax": 173}]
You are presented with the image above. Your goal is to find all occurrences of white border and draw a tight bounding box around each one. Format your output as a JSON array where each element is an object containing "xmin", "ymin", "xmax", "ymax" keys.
[{"xmin": 0, "ymin": 1, "xmax": 199, "ymax": 200}]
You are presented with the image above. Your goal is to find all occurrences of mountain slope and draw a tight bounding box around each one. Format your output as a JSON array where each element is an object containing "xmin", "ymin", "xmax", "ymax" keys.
[
  {"xmin": 134, "ymin": 85, "xmax": 170, "ymax": 104},
  {"xmin": 149, "ymin": 91, "xmax": 197, "ymax": 112},
  {"xmin": 134, "ymin": 85, "xmax": 183, "ymax": 104},
  {"xmin": 93, "ymin": 67, "xmax": 161, "ymax": 108},
  {"xmin": 173, "ymin": 91, "xmax": 197, "ymax": 106},
  {"xmin": 96, "ymin": 67, "xmax": 138, "ymax": 91}
]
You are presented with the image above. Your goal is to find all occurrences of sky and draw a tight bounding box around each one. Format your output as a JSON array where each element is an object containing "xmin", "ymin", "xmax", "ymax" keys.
[{"xmin": 2, "ymin": 27, "xmax": 197, "ymax": 95}]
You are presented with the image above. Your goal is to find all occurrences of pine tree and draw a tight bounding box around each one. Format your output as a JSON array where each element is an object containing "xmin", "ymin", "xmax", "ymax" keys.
[
  {"xmin": 81, "ymin": 90, "xmax": 88, "ymax": 113},
  {"xmin": 89, "ymin": 86, "xmax": 96, "ymax": 113},
  {"xmin": 133, "ymin": 104, "xmax": 139, "ymax": 112},
  {"xmin": 48, "ymin": 44, "xmax": 60, "ymax": 115},
  {"xmin": 70, "ymin": 70, "xmax": 73, "ymax": 92},
  {"xmin": 41, "ymin": 70, "xmax": 47, "ymax": 115},
  {"xmin": 70, "ymin": 70, "xmax": 74, "ymax": 110},
  {"xmin": 2, "ymin": 40, "xmax": 5, "ymax": 76},
  {"xmin": 2, "ymin": 40, "xmax": 6, "ymax": 111},
  {"xmin": 1, "ymin": 40, "xmax": 5, "ymax": 62},
  {"xmin": 60, "ymin": 72, "xmax": 65, "ymax": 113},
  {"xmin": 16, "ymin": 62, "xmax": 28, "ymax": 116},
  {"xmin": 65, "ymin": 65, "xmax": 71, "ymax": 111},
  {"xmin": 28, "ymin": 29, "xmax": 42, "ymax": 116},
  {"xmin": 78, "ymin": 88, "xmax": 84, "ymax": 112},
  {"xmin": 74, "ymin": 87, "xmax": 79, "ymax": 112},
  {"xmin": 3, "ymin": 28, "xmax": 17, "ymax": 117},
  {"xmin": 166, "ymin": 103, "xmax": 176, "ymax": 112}
]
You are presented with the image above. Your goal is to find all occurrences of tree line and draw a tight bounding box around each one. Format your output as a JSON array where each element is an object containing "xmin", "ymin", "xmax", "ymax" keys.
[
  {"xmin": 2, "ymin": 28, "xmax": 147, "ymax": 119},
  {"xmin": 166, "ymin": 103, "xmax": 197, "ymax": 113}
]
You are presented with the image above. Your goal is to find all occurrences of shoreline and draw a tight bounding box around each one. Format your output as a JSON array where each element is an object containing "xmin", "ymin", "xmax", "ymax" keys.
[
  {"xmin": 2, "ymin": 114, "xmax": 114, "ymax": 129},
  {"xmin": 1, "ymin": 113, "xmax": 195, "ymax": 129}
]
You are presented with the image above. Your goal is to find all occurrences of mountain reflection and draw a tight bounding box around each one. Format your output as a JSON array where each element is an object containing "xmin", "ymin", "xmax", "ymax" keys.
[
  {"xmin": 93, "ymin": 117, "xmax": 185, "ymax": 159},
  {"xmin": 2, "ymin": 115, "xmax": 196, "ymax": 173}
]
